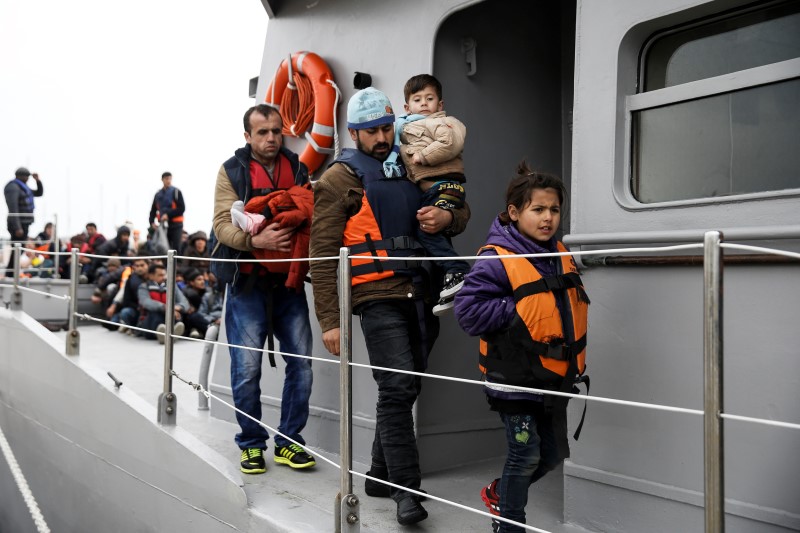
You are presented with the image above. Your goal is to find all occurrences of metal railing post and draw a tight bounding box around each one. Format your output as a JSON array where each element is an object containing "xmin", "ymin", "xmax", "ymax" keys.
[
  {"xmin": 703, "ymin": 231, "xmax": 724, "ymax": 532},
  {"xmin": 53, "ymin": 213, "xmax": 60, "ymax": 279},
  {"xmin": 66, "ymin": 248, "xmax": 80, "ymax": 355},
  {"xmin": 11, "ymin": 243, "xmax": 22, "ymax": 310},
  {"xmin": 158, "ymin": 250, "xmax": 178, "ymax": 425},
  {"xmin": 337, "ymin": 246, "xmax": 359, "ymax": 532}
]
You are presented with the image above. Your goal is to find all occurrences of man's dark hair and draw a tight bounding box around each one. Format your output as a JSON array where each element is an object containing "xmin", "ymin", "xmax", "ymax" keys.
[
  {"xmin": 403, "ymin": 74, "xmax": 443, "ymax": 102},
  {"xmin": 243, "ymin": 104, "xmax": 282, "ymax": 133},
  {"xmin": 148, "ymin": 263, "xmax": 166, "ymax": 275},
  {"xmin": 86, "ymin": 222, "xmax": 97, "ymax": 230},
  {"xmin": 161, "ymin": 172, "xmax": 172, "ymax": 179}
]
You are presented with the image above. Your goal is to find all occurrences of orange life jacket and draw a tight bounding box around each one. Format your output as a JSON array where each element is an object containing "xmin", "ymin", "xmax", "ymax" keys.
[
  {"xmin": 478, "ymin": 243, "xmax": 589, "ymax": 389},
  {"xmin": 336, "ymin": 149, "xmax": 424, "ymax": 287}
]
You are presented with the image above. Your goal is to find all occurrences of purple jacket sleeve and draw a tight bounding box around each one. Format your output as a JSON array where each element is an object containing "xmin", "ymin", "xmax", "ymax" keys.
[{"xmin": 453, "ymin": 251, "xmax": 517, "ymax": 337}]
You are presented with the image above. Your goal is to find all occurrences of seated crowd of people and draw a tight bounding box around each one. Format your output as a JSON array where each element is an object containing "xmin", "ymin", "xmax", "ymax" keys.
[{"xmin": 10, "ymin": 220, "xmax": 220, "ymax": 343}]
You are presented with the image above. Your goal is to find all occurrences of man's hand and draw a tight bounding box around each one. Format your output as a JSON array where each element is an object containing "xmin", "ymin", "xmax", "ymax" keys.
[
  {"xmin": 13, "ymin": 228, "xmax": 23, "ymax": 238},
  {"xmin": 161, "ymin": 214, "xmax": 168, "ymax": 222},
  {"xmin": 322, "ymin": 327, "xmax": 341, "ymax": 357},
  {"xmin": 31, "ymin": 173, "xmax": 40, "ymax": 181},
  {"xmin": 105, "ymin": 302, "xmax": 116, "ymax": 319},
  {"xmin": 251, "ymin": 222, "xmax": 292, "ymax": 252},
  {"xmin": 412, "ymin": 152, "xmax": 424, "ymax": 165},
  {"xmin": 416, "ymin": 206, "xmax": 453, "ymax": 234}
]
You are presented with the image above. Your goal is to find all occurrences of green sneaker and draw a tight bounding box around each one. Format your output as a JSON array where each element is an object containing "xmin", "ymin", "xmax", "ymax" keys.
[
  {"xmin": 240, "ymin": 448, "xmax": 266, "ymax": 474},
  {"xmin": 274, "ymin": 443, "xmax": 316, "ymax": 469}
]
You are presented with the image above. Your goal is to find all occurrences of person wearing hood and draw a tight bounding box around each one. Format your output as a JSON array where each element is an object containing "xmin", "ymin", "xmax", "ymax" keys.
[
  {"xmin": 454, "ymin": 162, "xmax": 590, "ymax": 533},
  {"xmin": 87, "ymin": 225, "xmax": 134, "ymax": 282},
  {"xmin": 179, "ymin": 230, "xmax": 210, "ymax": 275},
  {"xmin": 4, "ymin": 167, "xmax": 43, "ymax": 276}
]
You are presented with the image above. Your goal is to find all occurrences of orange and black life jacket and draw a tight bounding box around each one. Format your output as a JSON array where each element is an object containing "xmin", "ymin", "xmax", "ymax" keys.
[
  {"xmin": 335, "ymin": 149, "xmax": 425, "ymax": 286},
  {"xmin": 479, "ymin": 243, "xmax": 591, "ymax": 453},
  {"xmin": 478, "ymin": 242, "xmax": 589, "ymax": 389}
]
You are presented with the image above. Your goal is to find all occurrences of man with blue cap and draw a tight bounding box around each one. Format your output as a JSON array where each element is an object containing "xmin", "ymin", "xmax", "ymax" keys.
[
  {"xmin": 5, "ymin": 167, "xmax": 43, "ymax": 276},
  {"xmin": 310, "ymin": 88, "xmax": 470, "ymax": 525}
]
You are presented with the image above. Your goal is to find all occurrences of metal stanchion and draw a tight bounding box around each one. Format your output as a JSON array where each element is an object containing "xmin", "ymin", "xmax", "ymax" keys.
[
  {"xmin": 703, "ymin": 231, "xmax": 724, "ymax": 532},
  {"xmin": 337, "ymin": 247, "xmax": 359, "ymax": 532},
  {"xmin": 158, "ymin": 250, "xmax": 178, "ymax": 425},
  {"xmin": 11, "ymin": 243, "xmax": 22, "ymax": 310},
  {"xmin": 66, "ymin": 248, "xmax": 80, "ymax": 355},
  {"xmin": 53, "ymin": 213, "xmax": 60, "ymax": 279}
]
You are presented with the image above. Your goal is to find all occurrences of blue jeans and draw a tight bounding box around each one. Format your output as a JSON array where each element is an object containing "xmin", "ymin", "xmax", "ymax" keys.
[
  {"xmin": 358, "ymin": 299, "xmax": 439, "ymax": 502},
  {"xmin": 225, "ymin": 279, "xmax": 313, "ymax": 450},
  {"xmin": 118, "ymin": 306, "xmax": 139, "ymax": 327},
  {"xmin": 497, "ymin": 407, "xmax": 562, "ymax": 532},
  {"xmin": 139, "ymin": 309, "xmax": 166, "ymax": 340}
]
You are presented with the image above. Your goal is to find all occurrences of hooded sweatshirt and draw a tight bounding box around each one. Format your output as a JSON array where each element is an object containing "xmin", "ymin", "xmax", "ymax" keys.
[{"xmin": 454, "ymin": 216, "xmax": 574, "ymax": 404}]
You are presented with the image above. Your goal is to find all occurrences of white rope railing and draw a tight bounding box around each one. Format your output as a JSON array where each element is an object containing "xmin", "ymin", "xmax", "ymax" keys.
[
  {"xmin": 47, "ymin": 237, "xmax": 799, "ymax": 531},
  {"xmin": 0, "ymin": 422, "xmax": 51, "ymax": 532},
  {"xmin": 720, "ymin": 242, "xmax": 800, "ymax": 260},
  {"xmin": 13, "ymin": 285, "xmax": 71, "ymax": 300},
  {"xmin": 177, "ymin": 334, "xmax": 340, "ymax": 366},
  {"xmin": 172, "ymin": 370, "xmax": 550, "ymax": 532},
  {"xmin": 171, "ymin": 370, "xmax": 340, "ymax": 470}
]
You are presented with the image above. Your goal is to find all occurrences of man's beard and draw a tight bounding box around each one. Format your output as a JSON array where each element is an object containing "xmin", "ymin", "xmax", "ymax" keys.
[{"xmin": 356, "ymin": 138, "xmax": 391, "ymax": 161}]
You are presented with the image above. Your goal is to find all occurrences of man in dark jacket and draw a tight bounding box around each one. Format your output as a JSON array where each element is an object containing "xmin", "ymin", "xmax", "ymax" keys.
[
  {"xmin": 309, "ymin": 88, "xmax": 470, "ymax": 526},
  {"xmin": 212, "ymin": 104, "xmax": 315, "ymax": 475},
  {"xmin": 4, "ymin": 167, "xmax": 43, "ymax": 276},
  {"xmin": 87, "ymin": 225, "xmax": 133, "ymax": 282},
  {"xmin": 149, "ymin": 172, "xmax": 185, "ymax": 253}
]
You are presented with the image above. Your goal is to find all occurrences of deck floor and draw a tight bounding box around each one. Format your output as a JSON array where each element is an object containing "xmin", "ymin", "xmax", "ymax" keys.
[{"xmin": 55, "ymin": 323, "xmax": 590, "ymax": 533}]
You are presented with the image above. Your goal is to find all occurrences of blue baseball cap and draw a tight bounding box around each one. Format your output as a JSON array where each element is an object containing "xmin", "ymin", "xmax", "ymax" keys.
[{"xmin": 347, "ymin": 87, "xmax": 395, "ymax": 130}]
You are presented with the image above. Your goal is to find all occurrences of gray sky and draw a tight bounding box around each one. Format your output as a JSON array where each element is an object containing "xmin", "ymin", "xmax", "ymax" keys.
[{"xmin": 1, "ymin": 0, "xmax": 266, "ymax": 240}]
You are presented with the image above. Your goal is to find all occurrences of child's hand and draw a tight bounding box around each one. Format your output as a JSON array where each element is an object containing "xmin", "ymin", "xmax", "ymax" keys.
[{"xmin": 412, "ymin": 152, "xmax": 424, "ymax": 165}]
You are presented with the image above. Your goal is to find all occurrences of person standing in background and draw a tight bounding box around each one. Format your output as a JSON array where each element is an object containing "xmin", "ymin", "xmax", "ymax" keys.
[
  {"xmin": 149, "ymin": 171, "xmax": 185, "ymax": 252},
  {"xmin": 5, "ymin": 167, "xmax": 43, "ymax": 276}
]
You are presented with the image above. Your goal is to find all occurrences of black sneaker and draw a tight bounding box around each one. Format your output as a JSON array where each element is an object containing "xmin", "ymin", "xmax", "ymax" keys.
[
  {"xmin": 274, "ymin": 443, "xmax": 316, "ymax": 469},
  {"xmin": 432, "ymin": 296, "xmax": 455, "ymax": 316},
  {"xmin": 439, "ymin": 271, "xmax": 466, "ymax": 299},
  {"xmin": 396, "ymin": 496, "xmax": 428, "ymax": 526},
  {"xmin": 240, "ymin": 448, "xmax": 266, "ymax": 474}
]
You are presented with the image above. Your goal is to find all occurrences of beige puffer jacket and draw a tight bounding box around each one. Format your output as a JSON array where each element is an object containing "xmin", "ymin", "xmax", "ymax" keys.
[{"xmin": 399, "ymin": 111, "xmax": 466, "ymax": 183}]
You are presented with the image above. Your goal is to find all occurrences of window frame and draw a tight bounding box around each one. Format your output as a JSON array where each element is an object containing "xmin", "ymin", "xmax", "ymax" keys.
[{"xmin": 619, "ymin": 4, "xmax": 800, "ymax": 209}]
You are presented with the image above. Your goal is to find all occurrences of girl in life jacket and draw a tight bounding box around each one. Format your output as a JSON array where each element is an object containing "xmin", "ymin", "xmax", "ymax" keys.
[{"xmin": 453, "ymin": 161, "xmax": 589, "ymax": 533}]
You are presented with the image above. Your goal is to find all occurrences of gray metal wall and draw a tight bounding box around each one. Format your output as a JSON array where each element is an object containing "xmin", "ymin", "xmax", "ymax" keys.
[
  {"xmin": 565, "ymin": 0, "xmax": 800, "ymax": 531},
  {"xmin": 0, "ymin": 309, "xmax": 261, "ymax": 532}
]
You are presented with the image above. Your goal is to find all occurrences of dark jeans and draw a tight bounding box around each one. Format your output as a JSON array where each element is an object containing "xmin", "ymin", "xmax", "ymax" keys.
[
  {"xmin": 496, "ymin": 406, "xmax": 562, "ymax": 532},
  {"xmin": 225, "ymin": 279, "xmax": 313, "ymax": 449},
  {"xmin": 358, "ymin": 299, "xmax": 439, "ymax": 502},
  {"xmin": 416, "ymin": 186, "xmax": 469, "ymax": 275},
  {"xmin": 4, "ymin": 225, "xmax": 29, "ymax": 276},
  {"xmin": 139, "ymin": 310, "xmax": 167, "ymax": 340},
  {"xmin": 118, "ymin": 306, "xmax": 139, "ymax": 327},
  {"xmin": 167, "ymin": 222, "xmax": 183, "ymax": 253},
  {"xmin": 183, "ymin": 311, "xmax": 209, "ymax": 335}
]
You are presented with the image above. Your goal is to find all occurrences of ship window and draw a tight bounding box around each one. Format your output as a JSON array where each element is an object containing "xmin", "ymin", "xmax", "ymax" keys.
[{"xmin": 629, "ymin": 0, "xmax": 800, "ymax": 204}]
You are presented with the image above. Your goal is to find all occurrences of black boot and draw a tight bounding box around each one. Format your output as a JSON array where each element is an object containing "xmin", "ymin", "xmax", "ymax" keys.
[{"xmin": 396, "ymin": 496, "xmax": 428, "ymax": 526}]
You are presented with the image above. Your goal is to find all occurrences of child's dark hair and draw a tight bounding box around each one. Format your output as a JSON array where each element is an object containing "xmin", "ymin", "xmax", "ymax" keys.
[
  {"xmin": 403, "ymin": 74, "xmax": 442, "ymax": 102},
  {"xmin": 499, "ymin": 161, "xmax": 567, "ymax": 225}
]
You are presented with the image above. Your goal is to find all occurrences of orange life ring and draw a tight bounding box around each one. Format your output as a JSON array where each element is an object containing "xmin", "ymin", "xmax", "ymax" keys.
[{"xmin": 265, "ymin": 51, "xmax": 338, "ymax": 174}]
